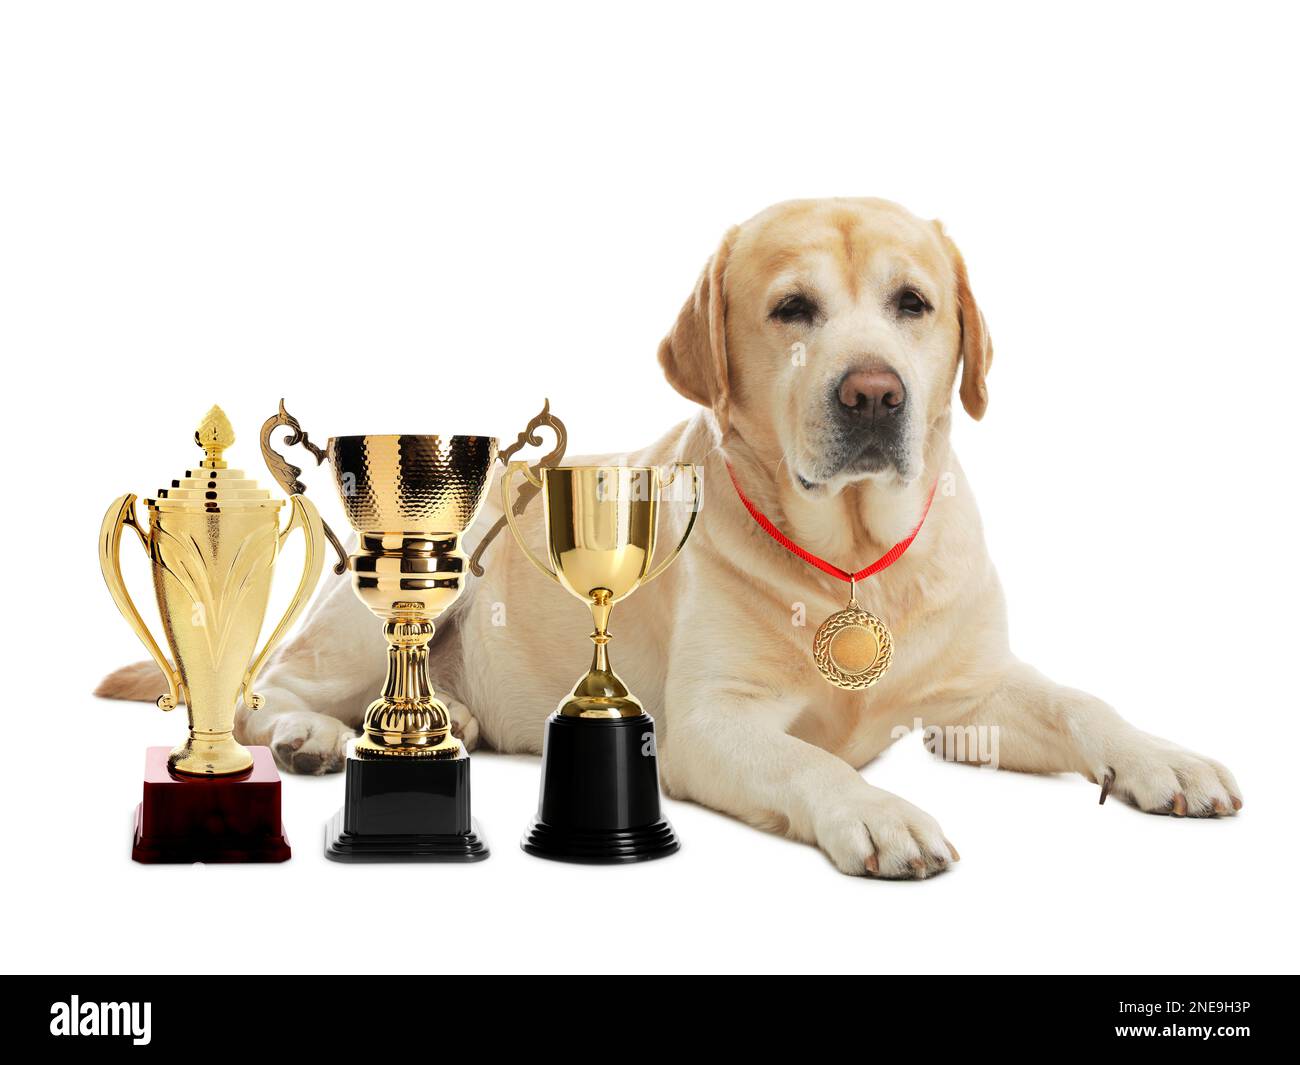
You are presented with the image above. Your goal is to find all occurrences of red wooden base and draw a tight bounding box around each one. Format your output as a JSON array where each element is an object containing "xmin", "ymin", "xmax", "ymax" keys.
[{"xmin": 131, "ymin": 746, "xmax": 291, "ymax": 864}]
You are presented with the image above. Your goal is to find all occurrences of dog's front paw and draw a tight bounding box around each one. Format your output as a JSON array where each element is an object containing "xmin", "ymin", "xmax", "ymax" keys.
[
  {"xmin": 1097, "ymin": 733, "xmax": 1242, "ymax": 817},
  {"xmin": 266, "ymin": 712, "xmax": 354, "ymax": 775},
  {"xmin": 445, "ymin": 697, "xmax": 480, "ymax": 752},
  {"xmin": 814, "ymin": 786, "xmax": 958, "ymax": 879}
]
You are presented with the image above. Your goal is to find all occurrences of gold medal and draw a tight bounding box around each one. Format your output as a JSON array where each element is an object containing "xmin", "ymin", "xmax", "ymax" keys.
[
  {"xmin": 725, "ymin": 463, "xmax": 935, "ymax": 693},
  {"xmin": 812, "ymin": 582, "xmax": 893, "ymax": 690}
]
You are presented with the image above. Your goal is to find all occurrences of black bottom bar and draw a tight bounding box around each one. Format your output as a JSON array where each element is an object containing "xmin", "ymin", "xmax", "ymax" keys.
[{"xmin": 17, "ymin": 976, "xmax": 1283, "ymax": 1044}]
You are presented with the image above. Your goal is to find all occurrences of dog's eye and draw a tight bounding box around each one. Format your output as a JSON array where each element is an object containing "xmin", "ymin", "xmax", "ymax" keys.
[
  {"xmin": 770, "ymin": 293, "xmax": 819, "ymax": 325},
  {"xmin": 896, "ymin": 289, "xmax": 930, "ymax": 317}
]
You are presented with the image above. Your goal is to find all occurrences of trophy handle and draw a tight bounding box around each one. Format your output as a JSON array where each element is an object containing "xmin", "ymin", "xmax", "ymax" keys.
[
  {"xmin": 469, "ymin": 399, "xmax": 568, "ymax": 577},
  {"xmin": 98, "ymin": 494, "xmax": 183, "ymax": 712},
  {"xmin": 241, "ymin": 494, "xmax": 327, "ymax": 711},
  {"xmin": 641, "ymin": 462, "xmax": 702, "ymax": 586},
  {"xmin": 500, "ymin": 460, "xmax": 561, "ymax": 585},
  {"xmin": 259, "ymin": 398, "xmax": 349, "ymax": 575}
]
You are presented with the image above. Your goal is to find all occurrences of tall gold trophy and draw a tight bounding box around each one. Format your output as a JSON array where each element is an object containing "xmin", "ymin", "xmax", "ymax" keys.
[
  {"xmin": 99, "ymin": 406, "xmax": 325, "ymax": 863},
  {"xmin": 503, "ymin": 462, "xmax": 700, "ymax": 862},
  {"xmin": 261, "ymin": 400, "xmax": 566, "ymax": 862}
]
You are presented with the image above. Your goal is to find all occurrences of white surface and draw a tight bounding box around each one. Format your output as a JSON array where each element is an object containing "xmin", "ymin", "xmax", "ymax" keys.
[{"xmin": 2, "ymin": 1, "xmax": 1297, "ymax": 974}]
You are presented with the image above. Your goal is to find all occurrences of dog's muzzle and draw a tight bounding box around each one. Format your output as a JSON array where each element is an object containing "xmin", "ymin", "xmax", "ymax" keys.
[{"xmin": 819, "ymin": 366, "xmax": 909, "ymax": 478}]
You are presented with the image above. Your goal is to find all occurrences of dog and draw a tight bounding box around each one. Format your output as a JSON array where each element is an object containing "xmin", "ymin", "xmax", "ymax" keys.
[{"xmin": 99, "ymin": 197, "xmax": 1242, "ymax": 878}]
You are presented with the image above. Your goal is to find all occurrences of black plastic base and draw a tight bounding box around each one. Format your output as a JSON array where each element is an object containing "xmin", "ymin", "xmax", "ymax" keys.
[
  {"xmin": 323, "ymin": 751, "xmax": 489, "ymax": 863},
  {"xmin": 522, "ymin": 712, "xmax": 679, "ymax": 864},
  {"xmin": 325, "ymin": 809, "xmax": 488, "ymax": 863},
  {"xmin": 522, "ymin": 816, "xmax": 679, "ymax": 864}
]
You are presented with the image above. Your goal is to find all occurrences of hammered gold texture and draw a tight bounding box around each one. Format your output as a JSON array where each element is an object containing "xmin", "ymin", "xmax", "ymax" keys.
[
  {"xmin": 327, "ymin": 434, "xmax": 499, "ymax": 534},
  {"xmin": 812, "ymin": 605, "xmax": 894, "ymax": 690},
  {"xmin": 260, "ymin": 407, "xmax": 569, "ymax": 757},
  {"xmin": 316, "ymin": 433, "xmax": 499, "ymax": 758}
]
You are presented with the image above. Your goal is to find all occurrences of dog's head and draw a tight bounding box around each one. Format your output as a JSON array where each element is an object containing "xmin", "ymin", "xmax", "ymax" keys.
[{"xmin": 659, "ymin": 198, "xmax": 991, "ymax": 494}]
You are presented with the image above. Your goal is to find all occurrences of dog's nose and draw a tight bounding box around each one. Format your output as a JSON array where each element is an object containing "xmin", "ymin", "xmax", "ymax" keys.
[{"xmin": 836, "ymin": 369, "xmax": 906, "ymax": 424}]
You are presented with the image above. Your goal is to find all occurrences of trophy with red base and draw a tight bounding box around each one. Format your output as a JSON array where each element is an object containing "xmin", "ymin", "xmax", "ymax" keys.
[{"xmin": 99, "ymin": 406, "xmax": 326, "ymax": 862}]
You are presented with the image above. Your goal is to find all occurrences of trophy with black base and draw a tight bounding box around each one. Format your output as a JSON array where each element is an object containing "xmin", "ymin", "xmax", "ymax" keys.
[
  {"xmin": 99, "ymin": 406, "xmax": 326, "ymax": 863},
  {"xmin": 502, "ymin": 463, "xmax": 701, "ymax": 863},
  {"xmin": 261, "ymin": 400, "xmax": 566, "ymax": 862}
]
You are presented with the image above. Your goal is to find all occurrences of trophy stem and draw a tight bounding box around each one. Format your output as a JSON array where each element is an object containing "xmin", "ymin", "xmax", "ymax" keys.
[
  {"xmin": 555, "ymin": 591, "xmax": 644, "ymax": 719},
  {"xmin": 589, "ymin": 588, "xmax": 613, "ymax": 674},
  {"xmin": 355, "ymin": 618, "xmax": 463, "ymax": 759},
  {"xmin": 588, "ymin": 634, "xmax": 612, "ymax": 678},
  {"xmin": 383, "ymin": 619, "xmax": 436, "ymax": 704}
]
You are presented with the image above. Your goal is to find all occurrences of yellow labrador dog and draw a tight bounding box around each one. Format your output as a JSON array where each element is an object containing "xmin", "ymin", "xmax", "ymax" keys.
[{"xmin": 99, "ymin": 197, "xmax": 1242, "ymax": 878}]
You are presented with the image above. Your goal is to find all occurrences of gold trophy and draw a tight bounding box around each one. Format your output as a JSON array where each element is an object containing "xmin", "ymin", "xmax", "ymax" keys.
[
  {"xmin": 99, "ymin": 406, "xmax": 325, "ymax": 863},
  {"xmin": 261, "ymin": 399, "xmax": 566, "ymax": 862},
  {"xmin": 502, "ymin": 462, "xmax": 701, "ymax": 862}
]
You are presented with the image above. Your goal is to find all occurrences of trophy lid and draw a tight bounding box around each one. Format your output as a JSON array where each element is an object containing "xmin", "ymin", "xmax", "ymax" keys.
[{"xmin": 146, "ymin": 406, "xmax": 283, "ymax": 514}]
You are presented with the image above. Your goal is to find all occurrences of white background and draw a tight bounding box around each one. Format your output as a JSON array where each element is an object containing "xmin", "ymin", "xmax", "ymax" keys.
[{"xmin": 2, "ymin": 1, "xmax": 1297, "ymax": 974}]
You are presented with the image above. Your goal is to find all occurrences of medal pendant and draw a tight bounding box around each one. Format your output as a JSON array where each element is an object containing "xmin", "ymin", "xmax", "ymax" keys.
[{"xmin": 812, "ymin": 584, "xmax": 893, "ymax": 690}]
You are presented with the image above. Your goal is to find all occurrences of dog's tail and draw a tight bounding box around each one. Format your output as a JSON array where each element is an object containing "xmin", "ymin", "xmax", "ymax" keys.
[{"xmin": 95, "ymin": 661, "xmax": 167, "ymax": 702}]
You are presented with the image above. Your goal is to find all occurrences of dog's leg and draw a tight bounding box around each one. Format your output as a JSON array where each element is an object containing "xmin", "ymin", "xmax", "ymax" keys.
[
  {"xmin": 930, "ymin": 662, "xmax": 1242, "ymax": 816},
  {"xmin": 662, "ymin": 693, "xmax": 957, "ymax": 879},
  {"xmin": 236, "ymin": 571, "xmax": 382, "ymax": 775}
]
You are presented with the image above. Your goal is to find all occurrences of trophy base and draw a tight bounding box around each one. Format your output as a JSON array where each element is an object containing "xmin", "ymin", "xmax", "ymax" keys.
[
  {"xmin": 522, "ymin": 817, "xmax": 679, "ymax": 864},
  {"xmin": 323, "ymin": 750, "xmax": 489, "ymax": 863},
  {"xmin": 522, "ymin": 712, "xmax": 679, "ymax": 864},
  {"xmin": 131, "ymin": 746, "xmax": 291, "ymax": 864},
  {"xmin": 325, "ymin": 810, "xmax": 488, "ymax": 862}
]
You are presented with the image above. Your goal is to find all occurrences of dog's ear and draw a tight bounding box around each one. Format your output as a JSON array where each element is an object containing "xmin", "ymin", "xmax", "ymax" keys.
[
  {"xmin": 935, "ymin": 222, "xmax": 993, "ymax": 421},
  {"xmin": 658, "ymin": 226, "xmax": 738, "ymax": 432}
]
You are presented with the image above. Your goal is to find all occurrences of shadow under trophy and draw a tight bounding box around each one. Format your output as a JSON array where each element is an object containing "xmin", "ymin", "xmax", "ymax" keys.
[
  {"xmin": 99, "ymin": 406, "xmax": 326, "ymax": 863},
  {"xmin": 502, "ymin": 462, "xmax": 701, "ymax": 862},
  {"xmin": 261, "ymin": 399, "xmax": 566, "ymax": 862}
]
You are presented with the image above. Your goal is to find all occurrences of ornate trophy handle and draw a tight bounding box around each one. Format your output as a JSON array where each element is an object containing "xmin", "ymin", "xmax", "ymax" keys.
[
  {"xmin": 259, "ymin": 399, "xmax": 348, "ymax": 575},
  {"xmin": 241, "ymin": 494, "xmax": 327, "ymax": 711},
  {"xmin": 500, "ymin": 460, "xmax": 561, "ymax": 585},
  {"xmin": 641, "ymin": 462, "xmax": 702, "ymax": 586},
  {"xmin": 98, "ymin": 494, "xmax": 183, "ymax": 712},
  {"xmin": 468, "ymin": 399, "xmax": 568, "ymax": 577}
]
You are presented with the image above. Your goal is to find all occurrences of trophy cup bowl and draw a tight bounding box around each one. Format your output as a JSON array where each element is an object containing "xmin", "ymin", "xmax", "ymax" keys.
[
  {"xmin": 327, "ymin": 432, "xmax": 498, "ymax": 758},
  {"xmin": 503, "ymin": 462, "xmax": 701, "ymax": 862},
  {"xmin": 260, "ymin": 399, "xmax": 568, "ymax": 862},
  {"xmin": 99, "ymin": 406, "xmax": 326, "ymax": 863}
]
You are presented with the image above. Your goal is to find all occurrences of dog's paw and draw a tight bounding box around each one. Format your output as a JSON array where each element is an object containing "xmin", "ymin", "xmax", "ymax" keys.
[
  {"xmin": 267, "ymin": 712, "xmax": 353, "ymax": 775},
  {"xmin": 1096, "ymin": 734, "xmax": 1242, "ymax": 817},
  {"xmin": 814, "ymin": 787, "xmax": 958, "ymax": 879},
  {"xmin": 446, "ymin": 697, "xmax": 480, "ymax": 752}
]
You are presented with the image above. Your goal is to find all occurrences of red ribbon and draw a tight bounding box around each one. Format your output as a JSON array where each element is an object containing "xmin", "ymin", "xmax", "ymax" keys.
[{"xmin": 725, "ymin": 462, "xmax": 938, "ymax": 584}]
